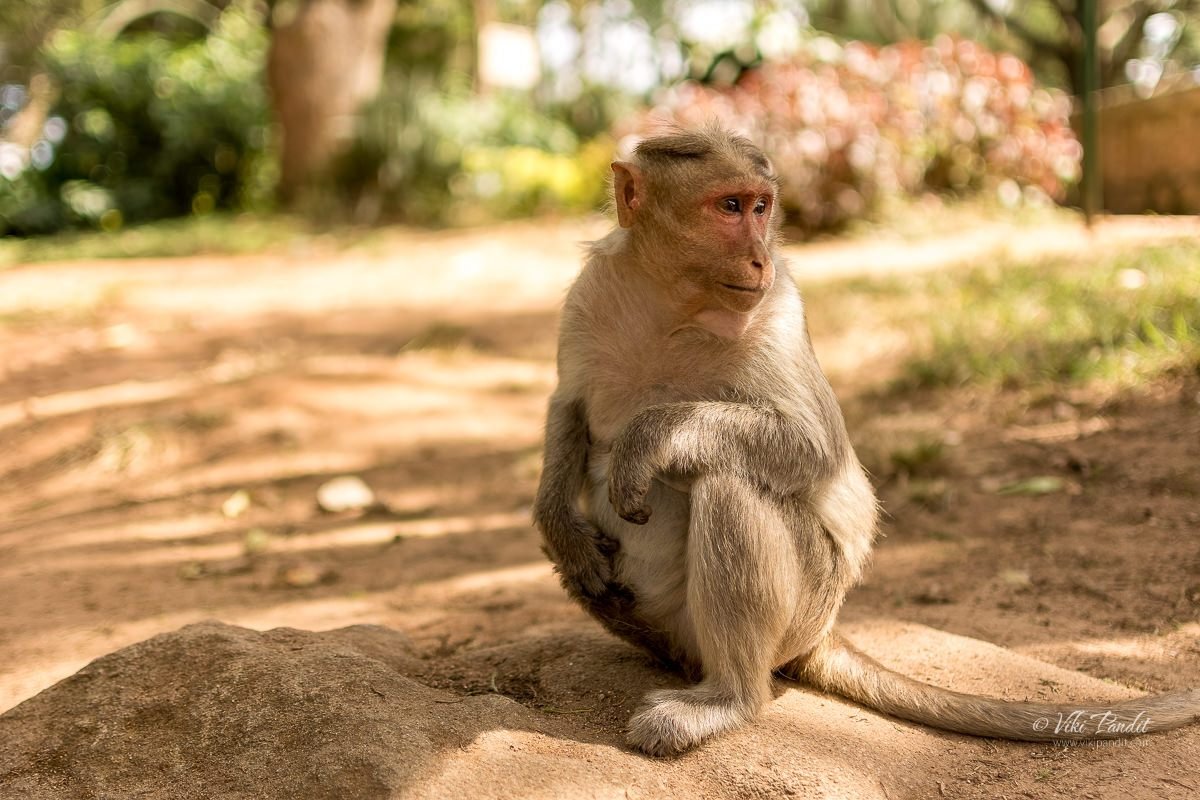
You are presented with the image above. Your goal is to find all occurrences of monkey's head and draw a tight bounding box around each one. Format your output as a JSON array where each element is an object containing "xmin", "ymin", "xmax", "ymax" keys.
[{"xmin": 611, "ymin": 127, "xmax": 780, "ymax": 316}]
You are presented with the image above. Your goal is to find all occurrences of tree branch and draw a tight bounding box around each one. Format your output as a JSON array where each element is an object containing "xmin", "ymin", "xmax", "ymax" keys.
[{"xmin": 964, "ymin": 0, "xmax": 1074, "ymax": 60}]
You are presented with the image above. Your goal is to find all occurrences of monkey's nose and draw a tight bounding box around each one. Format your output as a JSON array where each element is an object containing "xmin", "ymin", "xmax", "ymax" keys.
[{"xmin": 751, "ymin": 260, "xmax": 763, "ymax": 270}]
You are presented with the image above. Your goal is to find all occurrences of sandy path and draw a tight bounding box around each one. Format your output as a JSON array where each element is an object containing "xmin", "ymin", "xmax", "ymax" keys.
[{"xmin": 1, "ymin": 213, "xmax": 1198, "ymax": 798}]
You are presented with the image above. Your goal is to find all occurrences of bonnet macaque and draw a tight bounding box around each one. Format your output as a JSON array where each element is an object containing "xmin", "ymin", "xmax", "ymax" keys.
[{"xmin": 533, "ymin": 126, "xmax": 1199, "ymax": 755}]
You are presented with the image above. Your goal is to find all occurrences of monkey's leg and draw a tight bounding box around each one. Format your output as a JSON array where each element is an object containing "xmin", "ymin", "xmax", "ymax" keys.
[{"xmin": 626, "ymin": 474, "xmax": 799, "ymax": 756}]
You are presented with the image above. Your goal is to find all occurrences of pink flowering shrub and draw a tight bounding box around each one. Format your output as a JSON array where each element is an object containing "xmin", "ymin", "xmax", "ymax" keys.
[{"xmin": 621, "ymin": 36, "xmax": 1082, "ymax": 234}]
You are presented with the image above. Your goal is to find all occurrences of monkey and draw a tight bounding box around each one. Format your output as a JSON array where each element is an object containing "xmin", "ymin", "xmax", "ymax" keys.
[{"xmin": 532, "ymin": 126, "xmax": 1200, "ymax": 757}]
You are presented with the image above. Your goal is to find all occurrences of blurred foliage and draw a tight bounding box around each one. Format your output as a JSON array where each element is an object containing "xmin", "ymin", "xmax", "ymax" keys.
[
  {"xmin": 0, "ymin": 1, "xmax": 271, "ymax": 236},
  {"xmin": 6, "ymin": 0, "xmax": 1190, "ymax": 237},
  {"xmin": 624, "ymin": 36, "xmax": 1080, "ymax": 234},
  {"xmin": 0, "ymin": 0, "xmax": 93, "ymax": 74},
  {"xmin": 389, "ymin": 0, "xmax": 475, "ymax": 82},
  {"xmin": 960, "ymin": 0, "xmax": 1200, "ymax": 95},
  {"xmin": 802, "ymin": 0, "xmax": 1200, "ymax": 95},
  {"xmin": 898, "ymin": 241, "xmax": 1200, "ymax": 390},
  {"xmin": 330, "ymin": 85, "xmax": 610, "ymax": 224}
]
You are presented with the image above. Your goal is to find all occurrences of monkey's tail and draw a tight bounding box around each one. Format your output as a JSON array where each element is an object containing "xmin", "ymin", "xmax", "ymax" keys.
[{"xmin": 784, "ymin": 631, "xmax": 1200, "ymax": 741}]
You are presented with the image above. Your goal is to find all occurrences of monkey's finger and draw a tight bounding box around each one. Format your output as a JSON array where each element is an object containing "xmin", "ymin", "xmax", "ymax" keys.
[{"xmin": 618, "ymin": 504, "xmax": 652, "ymax": 525}]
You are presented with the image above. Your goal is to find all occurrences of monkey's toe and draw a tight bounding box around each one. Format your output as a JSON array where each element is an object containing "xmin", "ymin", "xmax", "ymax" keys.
[
  {"xmin": 626, "ymin": 704, "xmax": 697, "ymax": 756},
  {"xmin": 626, "ymin": 689, "xmax": 750, "ymax": 756},
  {"xmin": 564, "ymin": 562, "xmax": 612, "ymax": 600}
]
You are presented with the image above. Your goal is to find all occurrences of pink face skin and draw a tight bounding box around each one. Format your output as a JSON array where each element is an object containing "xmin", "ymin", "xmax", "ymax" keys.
[
  {"xmin": 698, "ymin": 184, "xmax": 776, "ymax": 313},
  {"xmin": 611, "ymin": 160, "xmax": 779, "ymax": 338}
]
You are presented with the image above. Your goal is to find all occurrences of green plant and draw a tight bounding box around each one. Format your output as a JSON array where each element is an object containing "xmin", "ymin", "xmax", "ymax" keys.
[
  {"xmin": 332, "ymin": 86, "xmax": 609, "ymax": 225},
  {"xmin": 898, "ymin": 242, "xmax": 1200, "ymax": 390},
  {"xmin": 889, "ymin": 438, "xmax": 948, "ymax": 477},
  {"xmin": 0, "ymin": 1, "xmax": 272, "ymax": 237}
]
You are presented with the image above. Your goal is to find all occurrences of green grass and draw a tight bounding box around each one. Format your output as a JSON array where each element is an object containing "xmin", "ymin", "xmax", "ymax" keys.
[
  {"xmin": 888, "ymin": 437, "xmax": 948, "ymax": 477},
  {"xmin": 0, "ymin": 214, "xmax": 319, "ymax": 267},
  {"xmin": 402, "ymin": 322, "xmax": 475, "ymax": 352},
  {"xmin": 894, "ymin": 241, "xmax": 1200, "ymax": 390}
]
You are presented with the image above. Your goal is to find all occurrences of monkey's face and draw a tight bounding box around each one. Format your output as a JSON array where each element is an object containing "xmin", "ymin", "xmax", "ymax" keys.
[
  {"xmin": 663, "ymin": 177, "xmax": 777, "ymax": 314},
  {"xmin": 612, "ymin": 148, "xmax": 779, "ymax": 316}
]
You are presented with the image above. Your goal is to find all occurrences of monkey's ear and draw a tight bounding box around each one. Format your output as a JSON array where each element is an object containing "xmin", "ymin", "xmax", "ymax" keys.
[{"xmin": 611, "ymin": 161, "xmax": 642, "ymax": 229}]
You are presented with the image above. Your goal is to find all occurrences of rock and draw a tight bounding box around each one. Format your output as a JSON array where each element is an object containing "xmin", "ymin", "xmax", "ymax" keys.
[
  {"xmin": 1, "ymin": 621, "xmax": 1196, "ymax": 800},
  {"xmin": 315, "ymin": 476, "xmax": 376, "ymax": 513},
  {"xmin": 0, "ymin": 622, "xmax": 536, "ymax": 800}
]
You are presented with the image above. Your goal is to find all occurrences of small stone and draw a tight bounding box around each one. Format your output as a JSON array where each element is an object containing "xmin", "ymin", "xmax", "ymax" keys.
[
  {"xmin": 222, "ymin": 489, "xmax": 251, "ymax": 519},
  {"xmin": 316, "ymin": 476, "xmax": 375, "ymax": 513},
  {"xmin": 278, "ymin": 562, "xmax": 333, "ymax": 588},
  {"xmin": 1000, "ymin": 569, "xmax": 1032, "ymax": 589}
]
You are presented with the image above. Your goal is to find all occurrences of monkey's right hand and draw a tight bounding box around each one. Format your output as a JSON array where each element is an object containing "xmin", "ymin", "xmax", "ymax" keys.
[{"xmin": 538, "ymin": 512, "xmax": 618, "ymax": 599}]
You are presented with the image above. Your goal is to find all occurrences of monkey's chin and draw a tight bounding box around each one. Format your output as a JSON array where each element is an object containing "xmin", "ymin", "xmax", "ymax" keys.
[
  {"xmin": 693, "ymin": 307, "xmax": 754, "ymax": 339},
  {"xmin": 716, "ymin": 286, "xmax": 766, "ymax": 314}
]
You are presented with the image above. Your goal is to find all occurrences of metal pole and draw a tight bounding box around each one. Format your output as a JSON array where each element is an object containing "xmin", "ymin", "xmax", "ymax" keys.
[{"xmin": 1081, "ymin": 0, "xmax": 1100, "ymax": 224}]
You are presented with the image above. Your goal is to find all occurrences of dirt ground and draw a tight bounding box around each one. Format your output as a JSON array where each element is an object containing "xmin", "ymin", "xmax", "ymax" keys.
[{"xmin": 1, "ymin": 215, "xmax": 1198, "ymax": 797}]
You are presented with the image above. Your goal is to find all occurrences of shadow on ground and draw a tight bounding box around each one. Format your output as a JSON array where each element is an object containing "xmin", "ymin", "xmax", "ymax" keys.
[{"xmin": 1, "ymin": 221, "xmax": 1198, "ymax": 798}]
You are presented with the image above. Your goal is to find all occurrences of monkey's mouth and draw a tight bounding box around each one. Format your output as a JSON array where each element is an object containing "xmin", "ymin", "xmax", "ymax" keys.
[{"xmin": 720, "ymin": 283, "xmax": 762, "ymax": 294}]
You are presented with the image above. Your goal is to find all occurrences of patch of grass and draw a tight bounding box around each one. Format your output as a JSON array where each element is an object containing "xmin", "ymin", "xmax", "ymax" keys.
[
  {"xmin": 92, "ymin": 423, "xmax": 158, "ymax": 474},
  {"xmin": 895, "ymin": 241, "xmax": 1200, "ymax": 391},
  {"xmin": 906, "ymin": 478, "xmax": 954, "ymax": 512},
  {"xmin": 402, "ymin": 322, "xmax": 474, "ymax": 352},
  {"xmin": 0, "ymin": 214, "xmax": 316, "ymax": 267},
  {"xmin": 889, "ymin": 438, "xmax": 948, "ymax": 478},
  {"xmin": 175, "ymin": 409, "xmax": 232, "ymax": 433},
  {"xmin": 86, "ymin": 411, "xmax": 231, "ymax": 474}
]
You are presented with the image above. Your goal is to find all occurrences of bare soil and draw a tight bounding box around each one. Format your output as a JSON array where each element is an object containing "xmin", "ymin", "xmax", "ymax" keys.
[{"xmin": 1, "ymin": 215, "xmax": 1198, "ymax": 798}]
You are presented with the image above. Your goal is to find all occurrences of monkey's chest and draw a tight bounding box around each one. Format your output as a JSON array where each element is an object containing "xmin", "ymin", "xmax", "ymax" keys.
[{"xmin": 582, "ymin": 351, "xmax": 733, "ymax": 451}]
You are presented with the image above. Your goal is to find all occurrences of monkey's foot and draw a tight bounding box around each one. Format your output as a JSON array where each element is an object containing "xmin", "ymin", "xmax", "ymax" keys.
[{"xmin": 626, "ymin": 688, "xmax": 752, "ymax": 756}]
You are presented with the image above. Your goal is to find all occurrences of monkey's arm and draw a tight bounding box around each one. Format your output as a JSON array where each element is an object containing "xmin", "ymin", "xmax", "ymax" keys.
[
  {"xmin": 607, "ymin": 400, "xmax": 845, "ymax": 523},
  {"xmin": 533, "ymin": 394, "xmax": 615, "ymax": 597}
]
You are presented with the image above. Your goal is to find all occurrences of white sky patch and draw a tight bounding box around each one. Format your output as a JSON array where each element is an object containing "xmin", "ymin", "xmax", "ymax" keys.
[
  {"xmin": 1143, "ymin": 11, "xmax": 1178, "ymax": 44},
  {"xmin": 479, "ymin": 23, "xmax": 541, "ymax": 90},
  {"xmin": 757, "ymin": 8, "xmax": 807, "ymax": 60},
  {"xmin": 657, "ymin": 34, "xmax": 687, "ymax": 82},
  {"xmin": 537, "ymin": 1, "xmax": 580, "ymax": 70},
  {"xmin": 679, "ymin": 0, "xmax": 754, "ymax": 50},
  {"xmin": 581, "ymin": 1, "xmax": 660, "ymax": 94}
]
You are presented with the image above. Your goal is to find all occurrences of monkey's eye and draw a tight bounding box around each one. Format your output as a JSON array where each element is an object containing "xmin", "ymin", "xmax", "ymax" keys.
[
  {"xmin": 753, "ymin": 198, "xmax": 768, "ymax": 215},
  {"xmin": 721, "ymin": 197, "xmax": 742, "ymax": 214}
]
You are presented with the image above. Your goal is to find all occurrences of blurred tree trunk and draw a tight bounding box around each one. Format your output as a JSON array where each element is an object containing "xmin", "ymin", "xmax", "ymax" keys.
[
  {"xmin": 471, "ymin": 0, "xmax": 494, "ymax": 94},
  {"xmin": 267, "ymin": 0, "xmax": 396, "ymax": 205}
]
